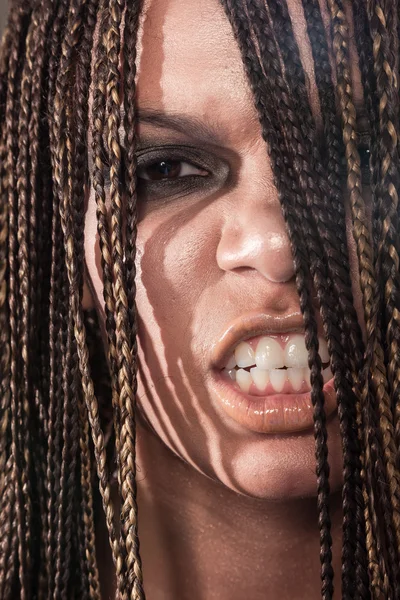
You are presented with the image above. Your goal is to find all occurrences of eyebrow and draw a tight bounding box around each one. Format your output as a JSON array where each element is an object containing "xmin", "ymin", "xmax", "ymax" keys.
[
  {"xmin": 135, "ymin": 108, "xmax": 227, "ymax": 146},
  {"xmin": 124, "ymin": 105, "xmax": 370, "ymax": 150}
]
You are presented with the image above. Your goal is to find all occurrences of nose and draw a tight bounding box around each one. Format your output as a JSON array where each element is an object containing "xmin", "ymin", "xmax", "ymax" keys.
[{"xmin": 216, "ymin": 199, "xmax": 295, "ymax": 283}]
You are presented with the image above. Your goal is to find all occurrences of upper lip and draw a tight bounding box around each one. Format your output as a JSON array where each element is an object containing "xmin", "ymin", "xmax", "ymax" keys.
[{"xmin": 211, "ymin": 311, "xmax": 306, "ymax": 370}]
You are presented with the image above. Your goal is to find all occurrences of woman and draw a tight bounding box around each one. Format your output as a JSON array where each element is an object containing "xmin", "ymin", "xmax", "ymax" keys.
[{"xmin": 0, "ymin": 0, "xmax": 399, "ymax": 597}]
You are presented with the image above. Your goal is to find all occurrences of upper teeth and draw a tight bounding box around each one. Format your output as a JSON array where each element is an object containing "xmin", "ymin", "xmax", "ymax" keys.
[
  {"xmin": 231, "ymin": 334, "xmax": 329, "ymax": 370},
  {"xmin": 224, "ymin": 335, "xmax": 332, "ymax": 394}
]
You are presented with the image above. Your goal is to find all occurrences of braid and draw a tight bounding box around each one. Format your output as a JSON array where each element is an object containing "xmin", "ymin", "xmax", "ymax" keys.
[
  {"xmin": 55, "ymin": 1, "xmax": 101, "ymax": 597},
  {"xmin": 4, "ymin": 1, "xmax": 32, "ymax": 595},
  {"xmin": 2, "ymin": 0, "xmax": 400, "ymax": 598},
  {"xmin": 26, "ymin": 1, "xmax": 54, "ymax": 591},
  {"xmin": 220, "ymin": 0, "xmax": 336, "ymax": 596},
  {"xmin": 301, "ymin": 0, "xmax": 365, "ymax": 375},
  {"xmin": 267, "ymin": 2, "xmax": 369, "ymax": 595},
  {"xmin": 52, "ymin": 1, "xmax": 106, "ymax": 598},
  {"xmin": 46, "ymin": 2, "xmax": 70, "ymax": 595},
  {"xmin": 366, "ymin": 2, "xmax": 400, "ymax": 587},
  {"xmin": 327, "ymin": 0, "xmax": 400, "ymax": 594},
  {"xmin": 91, "ymin": 5, "xmax": 130, "ymax": 599},
  {"xmin": 14, "ymin": 9, "xmax": 43, "ymax": 591},
  {"xmin": 105, "ymin": 1, "xmax": 145, "ymax": 596},
  {"xmin": 123, "ymin": 0, "xmax": 141, "ymax": 345},
  {"xmin": 91, "ymin": 2, "xmax": 122, "ymax": 478}
]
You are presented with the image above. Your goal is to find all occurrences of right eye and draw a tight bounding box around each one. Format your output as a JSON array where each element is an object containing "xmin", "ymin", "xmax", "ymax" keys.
[
  {"xmin": 137, "ymin": 158, "xmax": 209, "ymax": 182},
  {"xmin": 134, "ymin": 144, "xmax": 230, "ymax": 206}
]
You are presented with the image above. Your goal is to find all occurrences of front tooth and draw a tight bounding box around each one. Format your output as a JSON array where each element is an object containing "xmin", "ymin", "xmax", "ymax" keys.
[
  {"xmin": 270, "ymin": 369, "xmax": 286, "ymax": 392},
  {"xmin": 287, "ymin": 367, "xmax": 304, "ymax": 391},
  {"xmin": 323, "ymin": 366, "xmax": 333, "ymax": 383},
  {"xmin": 236, "ymin": 368, "xmax": 252, "ymax": 393},
  {"xmin": 304, "ymin": 368, "xmax": 311, "ymax": 388},
  {"xmin": 284, "ymin": 335, "xmax": 308, "ymax": 368},
  {"xmin": 255, "ymin": 337, "xmax": 284, "ymax": 370},
  {"xmin": 223, "ymin": 368, "xmax": 236, "ymax": 381},
  {"xmin": 318, "ymin": 337, "xmax": 329, "ymax": 363},
  {"xmin": 235, "ymin": 342, "xmax": 255, "ymax": 368},
  {"xmin": 250, "ymin": 367, "xmax": 269, "ymax": 391},
  {"xmin": 225, "ymin": 355, "xmax": 236, "ymax": 370}
]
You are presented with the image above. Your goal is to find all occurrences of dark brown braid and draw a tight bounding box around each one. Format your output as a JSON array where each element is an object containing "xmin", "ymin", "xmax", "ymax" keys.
[
  {"xmin": 5, "ymin": 1, "xmax": 33, "ymax": 596},
  {"xmin": 2, "ymin": 0, "xmax": 400, "ymax": 598},
  {"xmin": 368, "ymin": 0, "xmax": 400, "ymax": 521},
  {"xmin": 0, "ymin": 3, "xmax": 26, "ymax": 595},
  {"xmin": 266, "ymin": 2, "xmax": 369, "ymax": 595},
  {"xmin": 104, "ymin": 0, "xmax": 144, "ymax": 596},
  {"xmin": 327, "ymin": 0, "xmax": 400, "ymax": 596},
  {"xmin": 220, "ymin": 0, "xmax": 338, "ymax": 596}
]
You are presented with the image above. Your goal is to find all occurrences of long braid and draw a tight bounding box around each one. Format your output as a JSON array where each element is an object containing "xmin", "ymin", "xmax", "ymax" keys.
[
  {"xmin": 301, "ymin": 0, "xmax": 366, "ymax": 382},
  {"xmin": 350, "ymin": 1, "xmax": 398, "ymax": 594},
  {"xmin": 14, "ymin": 9, "xmax": 41, "ymax": 591},
  {"xmin": 245, "ymin": 0, "xmax": 373, "ymax": 594},
  {"xmin": 52, "ymin": 2, "xmax": 105, "ymax": 598},
  {"xmin": 105, "ymin": 1, "xmax": 145, "ymax": 597},
  {"xmin": 366, "ymin": 3, "xmax": 400, "ymax": 586},
  {"xmin": 267, "ymin": 2, "xmax": 369, "ymax": 595},
  {"xmin": 123, "ymin": 0, "xmax": 141, "ymax": 348},
  {"xmin": 91, "ymin": 2, "xmax": 123, "ymax": 490},
  {"xmin": 26, "ymin": 1, "xmax": 55, "ymax": 593},
  {"xmin": 353, "ymin": 0, "xmax": 399, "ymax": 598},
  {"xmin": 0, "ymin": 1, "xmax": 17, "ymax": 588},
  {"xmin": 369, "ymin": 0, "xmax": 400, "ymax": 493},
  {"xmin": 5, "ymin": 1, "xmax": 32, "ymax": 595},
  {"xmin": 304, "ymin": 0, "xmax": 384, "ymax": 594},
  {"xmin": 55, "ymin": 0, "xmax": 100, "ymax": 596},
  {"xmin": 122, "ymin": 0, "xmax": 144, "ymax": 588},
  {"xmin": 220, "ymin": 1, "xmax": 334, "ymax": 596},
  {"xmin": 3, "ymin": 1, "xmax": 400, "ymax": 598},
  {"xmin": 46, "ymin": 2, "xmax": 70, "ymax": 595},
  {"xmin": 327, "ymin": 0, "xmax": 400, "ymax": 595},
  {"xmin": 91, "ymin": 5, "xmax": 129, "ymax": 599}
]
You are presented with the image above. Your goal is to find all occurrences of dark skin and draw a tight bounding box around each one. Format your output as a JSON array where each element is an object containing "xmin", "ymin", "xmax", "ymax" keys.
[{"xmin": 85, "ymin": 0, "xmax": 367, "ymax": 597}]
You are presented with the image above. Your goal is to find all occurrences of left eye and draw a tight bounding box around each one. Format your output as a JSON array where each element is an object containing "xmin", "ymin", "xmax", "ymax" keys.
[{"xmin": 138, "ymin": 159, "xmax": 208, "ymax": 181}]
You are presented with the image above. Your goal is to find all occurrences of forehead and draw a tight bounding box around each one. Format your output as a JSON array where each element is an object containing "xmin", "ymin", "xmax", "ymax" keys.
[
  {"xmin": 136, "ymin": 0, "xmax": 256, "ymax": 137},
  {"xmin": 135, "ymin": 0, "xmax": 363, "ymax": 136}
]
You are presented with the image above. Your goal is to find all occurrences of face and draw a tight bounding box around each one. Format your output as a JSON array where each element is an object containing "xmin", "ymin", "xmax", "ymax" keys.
[{"xmin": 85, "ymin": 0, "xmax": 365, "ymax": 499}]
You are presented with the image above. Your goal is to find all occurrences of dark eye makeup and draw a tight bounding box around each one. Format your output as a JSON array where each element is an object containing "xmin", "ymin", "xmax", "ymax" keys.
[
  {"xmin": 134, "ymin": 143, "xmax": 230, "ymax": 203},
  {"xmin": 96, "ymin": 127, "xmax": 371, "ymax": 208}
]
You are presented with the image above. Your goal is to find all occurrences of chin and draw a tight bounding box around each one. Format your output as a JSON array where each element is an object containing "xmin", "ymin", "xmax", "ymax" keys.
[{"xmin": 204, "ymin": 416, "xmax": 344, "ymax": 501}]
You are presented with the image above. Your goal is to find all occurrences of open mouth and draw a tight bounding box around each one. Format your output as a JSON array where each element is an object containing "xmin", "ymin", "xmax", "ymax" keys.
[
  {"xmin": 210, "ymin": 323, "xmax": 337, "ymax": 434},
  {"xmin": 221, "ymin": 334, "xmax": 332, "ymax": 396}
]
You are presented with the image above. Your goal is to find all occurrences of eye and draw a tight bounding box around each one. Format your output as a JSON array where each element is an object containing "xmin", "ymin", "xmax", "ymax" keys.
[
  {"xmin": 133, "ymin": 144, "xmax": 230, "ymax": 207},
  {"xmin": 138, "ymin": 159, "xmax": 209, "ymax": 181}
]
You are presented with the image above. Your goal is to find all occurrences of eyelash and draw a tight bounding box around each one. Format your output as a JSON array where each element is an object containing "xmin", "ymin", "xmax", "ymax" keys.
[
  {"xmin": 101, "ymin": 146, "xmax": 213, "ymax": 186},
  {"xmin": 98, "ymin": 136, "xmax": 372, "ymax": 203}
]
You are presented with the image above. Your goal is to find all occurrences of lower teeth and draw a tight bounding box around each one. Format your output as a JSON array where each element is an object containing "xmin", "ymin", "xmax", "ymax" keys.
[{"xmin": 223, "ymin": 365, "xmax": 333, "ymax": 394}]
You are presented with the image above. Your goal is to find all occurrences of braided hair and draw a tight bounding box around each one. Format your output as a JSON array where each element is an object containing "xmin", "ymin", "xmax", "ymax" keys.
[{"xmin": 1, "ymin": 0, "xmax": 400, "ymax": 597}]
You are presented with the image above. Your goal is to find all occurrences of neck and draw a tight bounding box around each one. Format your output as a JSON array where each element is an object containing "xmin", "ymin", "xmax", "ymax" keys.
[{"xmin": 98, "ymin": 414, "xmax": 343, "ymax": 600}]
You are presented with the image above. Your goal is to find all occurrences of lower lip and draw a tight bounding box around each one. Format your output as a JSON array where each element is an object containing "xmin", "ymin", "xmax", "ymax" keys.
[{"xmin": 210, "ymin": 371, "xmax": 337, "ymax": 434}]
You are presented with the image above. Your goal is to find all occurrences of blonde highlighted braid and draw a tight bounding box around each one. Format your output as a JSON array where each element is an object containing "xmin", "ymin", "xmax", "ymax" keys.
[{"xmin": 2, "ymin": 0, "xmax": 400, "ymax": 598}]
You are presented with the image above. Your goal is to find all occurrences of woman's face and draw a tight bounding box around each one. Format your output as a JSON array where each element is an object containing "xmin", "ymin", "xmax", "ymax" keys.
[{"xmin": 85, "ymin": 0, "xmax": 364, "ymax": 499}]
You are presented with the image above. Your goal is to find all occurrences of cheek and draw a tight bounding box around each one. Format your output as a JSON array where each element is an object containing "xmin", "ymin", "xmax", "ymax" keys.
[
  {"xmin": 133, "ymin": 206, "xmax": 222, "ymax": 464},
  {"xmin": 135, "ymin": 206, "xmax": 218, "ymax": 349},
  {"xmin": 84, "ymin": 198, "xmax": 347, "ymax": 500}
]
